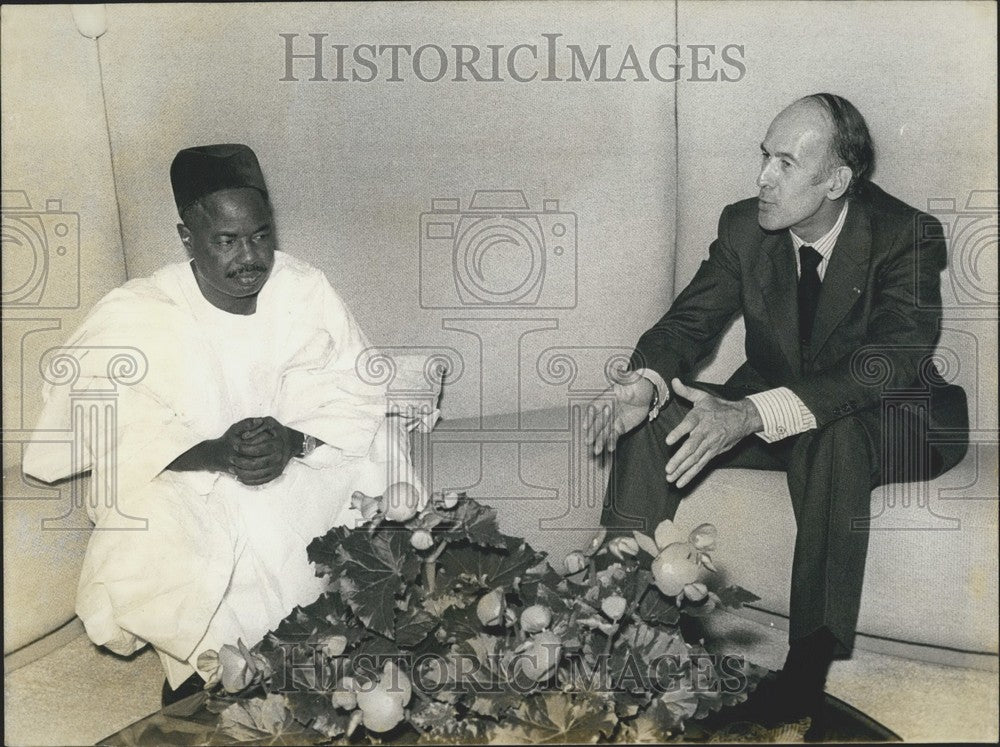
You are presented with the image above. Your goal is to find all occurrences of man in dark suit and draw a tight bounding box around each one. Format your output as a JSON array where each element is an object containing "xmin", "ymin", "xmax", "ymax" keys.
[{"xmin": 583, "ymin": 93, "xmax": 968, "ymax": 736}]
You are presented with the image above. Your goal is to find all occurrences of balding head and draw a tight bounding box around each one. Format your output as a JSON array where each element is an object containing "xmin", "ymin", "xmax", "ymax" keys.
[
  {"xmin": 796, "ymin": 93, "xmax": 875, "ymax": 196},
  {"xmin": 757, "ymin": 96, "xmax": 861, "ymax": 240}
]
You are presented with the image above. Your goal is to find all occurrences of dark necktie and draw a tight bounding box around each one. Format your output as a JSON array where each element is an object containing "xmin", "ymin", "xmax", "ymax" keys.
[{"xmin": 798, "ymin": 245, "xmax": 823, "ymax": 346}]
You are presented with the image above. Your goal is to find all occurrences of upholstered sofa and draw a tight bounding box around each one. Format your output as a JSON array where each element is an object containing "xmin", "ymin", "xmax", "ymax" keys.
[{"xmin": 8, "ymin": 373, "xmax": 995, "ymax": 674}]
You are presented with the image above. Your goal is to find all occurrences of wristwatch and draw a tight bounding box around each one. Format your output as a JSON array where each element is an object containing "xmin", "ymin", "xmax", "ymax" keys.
[{"xmin": 297, "ymin": 433, "xmax": 318, "ymax": 459}]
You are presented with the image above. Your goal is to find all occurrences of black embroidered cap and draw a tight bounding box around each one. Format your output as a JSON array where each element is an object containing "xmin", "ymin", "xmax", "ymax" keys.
[{"xmin": 170, "ymin": 144, "xmax": 268, "ymax": 217}]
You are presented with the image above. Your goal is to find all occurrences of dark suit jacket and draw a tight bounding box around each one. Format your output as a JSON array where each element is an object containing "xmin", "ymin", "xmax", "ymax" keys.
[{"xmin": 631, "ymin": 182, "xmax": 967, "ymax": 436}]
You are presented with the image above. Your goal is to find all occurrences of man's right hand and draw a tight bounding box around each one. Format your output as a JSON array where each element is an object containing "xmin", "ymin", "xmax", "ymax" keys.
[{"xmin": 582, "ymin": 376, "xmax": 657, "ymax": 456}]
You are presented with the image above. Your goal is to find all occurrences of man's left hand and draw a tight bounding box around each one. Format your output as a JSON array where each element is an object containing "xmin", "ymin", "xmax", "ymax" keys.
[{"xmin": 664, "ymin": 379, "xmax": 763, "ymax": 488}]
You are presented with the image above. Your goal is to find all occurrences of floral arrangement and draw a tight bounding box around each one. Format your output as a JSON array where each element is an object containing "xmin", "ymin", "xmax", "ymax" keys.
[{"xmin": 190, "ymin": 484, "xmax": 766, "ymax": 744}]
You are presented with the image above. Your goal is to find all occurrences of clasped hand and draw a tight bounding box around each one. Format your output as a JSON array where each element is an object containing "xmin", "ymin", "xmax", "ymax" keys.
[{"xmin": 214, "ymin": 416, "xmax": 296, "ymax": 486}]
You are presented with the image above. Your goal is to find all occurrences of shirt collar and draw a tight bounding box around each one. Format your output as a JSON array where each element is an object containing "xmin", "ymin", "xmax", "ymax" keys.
[{"xmin": 789, "ymin": 201, "xmax": 849, "ymax": 262}]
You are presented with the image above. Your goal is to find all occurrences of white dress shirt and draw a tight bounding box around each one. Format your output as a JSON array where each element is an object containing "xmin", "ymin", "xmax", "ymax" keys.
[{"xmin": 639, "ymin": 202, "xmax": 849, "ymax": 442}]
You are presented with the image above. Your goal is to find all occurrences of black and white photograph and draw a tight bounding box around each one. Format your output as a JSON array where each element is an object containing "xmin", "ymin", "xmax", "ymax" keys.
[{"xmin": 2, "ymin": 2, "xmax": 997, "ymax": 744}]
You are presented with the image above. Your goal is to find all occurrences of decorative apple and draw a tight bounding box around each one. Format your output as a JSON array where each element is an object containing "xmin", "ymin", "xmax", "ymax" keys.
[
  {"xmin": 651, "ymin": 542, "xmax": 702, "ymax": 597},
  {"xmin": 379, "ymin": 482, "xmax": 422, "ymax": 522},
  {"xmin": 631, "ymin": 519, "xmax": 719, "ymax": 600}
]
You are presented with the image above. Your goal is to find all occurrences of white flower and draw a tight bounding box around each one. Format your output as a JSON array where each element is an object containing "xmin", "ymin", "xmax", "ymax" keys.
[
  {"xmin": 434, "ymin": 490, "xmax": 460, "ymax": 509},
  {"xmin": 331, "ymin": 677, "xmax": 358, "ymax": 710},
  {"xmin": 476, "ymin": 588, "xmax": 506, "ymax": 626},
  {"xmin": 410, "ymin": 529, "xmax": 434, "ymax": 551},
  {"xmin": 218, "ymin": 644, "xmax": 254, "ymax": 693},
  {"xmin": 683, "ymin": 582, "xmax": 708, "ymax": 602},
  {"xmin": 319, "ymin": 634, "xmax": 348, "ymax": 658},
  {"xmin": 520, "ymin": 604, "xmax": 552, "ymax": 633},
  {"xmin": 609, "ymin": 536, "xmax": 640, "ymax": 560},
  {"xmin": 585, "ymin": 527, "xmax": 608, "ymax": 556},
  {"xmin": 564, "ymin": 551, "xmax": 587, "ymax": 575},
  {"xmin": 601, "ymin": 594, "xmax": 627, "ymax": 621}
]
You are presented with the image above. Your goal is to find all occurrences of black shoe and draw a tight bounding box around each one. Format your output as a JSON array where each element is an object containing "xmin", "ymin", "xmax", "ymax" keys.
[
  {"xmin": 161, "ymin": 673, "xmax": 206, "ymax": 708},
  {"xmin": 803, "ymin": 700, "xmax": 829, "ymax": 742},
  {"xmin": 723, "ymin": 668, "xmax": 822, "ymax": 728}
]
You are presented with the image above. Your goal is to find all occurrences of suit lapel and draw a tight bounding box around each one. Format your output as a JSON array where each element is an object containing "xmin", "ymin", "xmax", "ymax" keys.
[
  {"xmin": 808, "ymin": 200, "xmax": 871, "ymax": 363},
  {"xmin": 755, "ymin": 230, "xmax": 801, "ymax": 373}
]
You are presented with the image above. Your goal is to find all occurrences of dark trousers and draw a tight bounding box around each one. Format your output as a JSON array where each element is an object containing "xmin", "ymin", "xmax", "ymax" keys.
[{"xmin": 601, "ymin": 382, "xmax": 967, "ymax": 656}]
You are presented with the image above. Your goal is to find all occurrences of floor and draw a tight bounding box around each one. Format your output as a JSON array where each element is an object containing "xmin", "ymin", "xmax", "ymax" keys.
[{"xmin": 4, "ymin": 610, "xmax": 997, "ymax": 745}]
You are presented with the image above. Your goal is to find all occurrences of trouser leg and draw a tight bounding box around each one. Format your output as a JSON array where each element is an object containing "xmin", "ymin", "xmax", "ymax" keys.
[
  {"xmin": 785, "ymin": 398, "xmax": 966, "ymax": 657},
  {"xmin": 785, "ymin": 415, "xmax": 878, "ymax": 656},
  {"xmin": 600, "ymin": 382, "xmax": 788, "ymax": 537}
]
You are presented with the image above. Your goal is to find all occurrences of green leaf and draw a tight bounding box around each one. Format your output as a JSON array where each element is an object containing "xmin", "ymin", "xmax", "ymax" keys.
[
  {"xmin": 637, "ymin": 586, "xmax": 681, "ymax": 627},
  {"xmin": 620, "ymin": 697, "xmax": 686, "ymax": 743},
  {"xmin": 437, "ymin": 536, "xmax": 546, "ymax": 595},
  {"xmin": 442, "ymin": 498, "xmax": 507, "ymax": 549},
  {"xmin": 469, "ymin": 681, "xmax": 527, "ymax": 719},
  {"xmin": 451, "ymin": 634, "xmax": 507, "ymax": 695},
  {"xmin": 622, "ymin": 622, "xmax": 688, "ymax": 660},
  {"xmin": 422, "ymin": 590, "xmax": 472, "ymax": 618},
  {"xmin": 305, "ymin": 526, "xmax": 351, "ymax": 578},
  {"xmin": 309, "ymin": 711, "xmax": 351, "ymax": 740},
  {"xmin": 608, "ymin": 643, "xmax": 655, "ymax": 694},
  {"xmin": 409, "ymin": 699, "xmax": 485, "ymax": 743},
  {"xmin": 395, "ymin": 606, "xmax": 438, "ymax": 647},
  {"xmin": 219, "ymin": 694, "xmax": 290, "ymax": 738},
  {"xmin": 488, "ymin": 692, "xmax": 617, "ymax": 744},
  {"xmin": 612, "ymin": 690, "xmax": 650, "ymax": 719},
  {"xmin": 337, "ymin": 529, "xmax": 420, "ymax": 639},
  {"xmin": 439, "ymin": 602, "xmax": 485, "ymax": 643},
  {"xmin": 518, "ymin": 566, "xmax": 566, "ymax": 604},
  {"xmin": 716, "ymin": 585, "xmax": 761, "ymax": 609},
  {"xmin": 284, "ymin": 692, "xmax": 337, "ymax": 731}
]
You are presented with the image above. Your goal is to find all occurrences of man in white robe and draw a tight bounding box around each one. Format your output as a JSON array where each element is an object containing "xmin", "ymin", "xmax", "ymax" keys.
[{"xmin": 22, "ymin": 144, "xmax": 418, "ymax": 702}]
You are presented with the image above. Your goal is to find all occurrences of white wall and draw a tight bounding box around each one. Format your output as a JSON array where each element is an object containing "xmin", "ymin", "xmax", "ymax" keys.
[
  {"xmin": 3, "ymin": 0, "xmax": 994, "ymax": 465},
  {"xmin": 99, "ymin": 1, "xmax": 680, "ymax": 421},
  {"xmin": 1, "ymin": 5, "xmax": 126, "ymax": 465}
]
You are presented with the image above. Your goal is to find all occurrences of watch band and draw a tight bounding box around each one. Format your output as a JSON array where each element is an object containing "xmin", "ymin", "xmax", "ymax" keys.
[
  {"xmin": 298, "ymin": 433, "xmax": 317, "ymax": 458},
  {"xmin": 648, "ymin": 389, "xmax": 661, "ymax": 422},
  {"xmin": 295, "ymin": 433, "xmax": 319, "ymax": 459}
]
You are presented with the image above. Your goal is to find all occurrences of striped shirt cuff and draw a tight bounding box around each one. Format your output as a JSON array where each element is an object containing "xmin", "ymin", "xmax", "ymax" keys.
[{"xmin": 746, "ymin": 387, "xmax": 817, "ymax": 443}]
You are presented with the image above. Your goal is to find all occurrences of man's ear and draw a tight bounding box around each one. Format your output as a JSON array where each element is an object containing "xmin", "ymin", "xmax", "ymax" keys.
[
  {"xmin": 177, "ymin": 223, "xmax": 193, "ymax": 254},
  {"xmin": 826, "ymin": 165, "xmax": 853, "ymax": 200}
]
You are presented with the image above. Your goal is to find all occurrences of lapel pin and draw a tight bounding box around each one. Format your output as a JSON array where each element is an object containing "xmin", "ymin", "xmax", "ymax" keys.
[{"xmin": 852, "ymin": 286, "xmax": 861, "ymax": 294}]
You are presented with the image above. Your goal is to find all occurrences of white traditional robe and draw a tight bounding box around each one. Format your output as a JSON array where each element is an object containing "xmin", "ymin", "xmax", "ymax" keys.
[{"xmin": 23, "ymin": 251, "xmax": 418, "ymax": 686}]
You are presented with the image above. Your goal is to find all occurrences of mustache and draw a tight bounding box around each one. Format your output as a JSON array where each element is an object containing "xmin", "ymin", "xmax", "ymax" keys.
[{"xmin": 227, "ymin": 264, "xmax": 269, "ymax": 279}]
